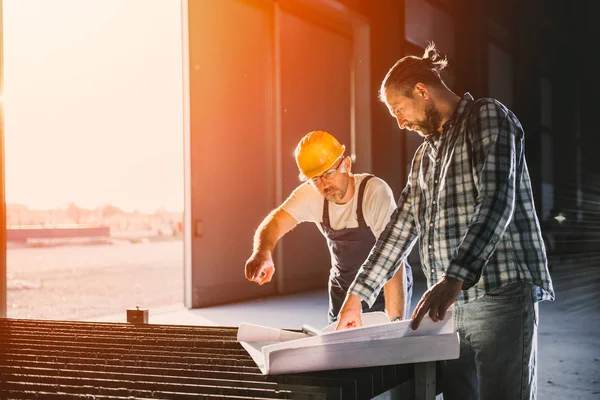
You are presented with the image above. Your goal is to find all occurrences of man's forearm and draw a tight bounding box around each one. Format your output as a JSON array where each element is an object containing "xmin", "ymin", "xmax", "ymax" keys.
[
  {"xmin": 253, "ymin": 215, "xmax": 278, "ymax": 253},
  {"xmin": 253, "ymin": 208, "xmax": 298, "ymax": 253},
  {"xmin": 383, "ymin": 263, "xmax": 406, "ymax": 319}
]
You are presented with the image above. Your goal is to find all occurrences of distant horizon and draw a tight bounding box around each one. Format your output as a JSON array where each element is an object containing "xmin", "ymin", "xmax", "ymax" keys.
[{"xmin": 6, "ymin": 201, "xmax": 183, "ymax": 214}]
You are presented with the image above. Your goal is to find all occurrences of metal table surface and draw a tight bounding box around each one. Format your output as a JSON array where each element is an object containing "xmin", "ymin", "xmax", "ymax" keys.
[{"xmin": 0, "ymin": 318, "xmax": 439, "ymax": 399}]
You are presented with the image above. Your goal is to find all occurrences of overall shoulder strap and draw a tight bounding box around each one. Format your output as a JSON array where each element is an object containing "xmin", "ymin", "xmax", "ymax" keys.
[{"xmin": 356, "ymin": 175, "xmax": 374, "ymax": 224}]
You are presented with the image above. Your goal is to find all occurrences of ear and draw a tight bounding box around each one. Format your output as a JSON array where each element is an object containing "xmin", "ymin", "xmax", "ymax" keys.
[
  {"xmin": 342, "ymin": 156, "xmax": 351, "ymax": 174},
  {"xmin": 414, "ymin": 82, "xmax": 430, "ymax": 99}
]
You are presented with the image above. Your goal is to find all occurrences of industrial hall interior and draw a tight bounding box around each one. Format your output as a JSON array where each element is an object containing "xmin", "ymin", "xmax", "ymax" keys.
[{"xmin": 0, "ymin": 0, "xmax": 597, "ymax": 399}]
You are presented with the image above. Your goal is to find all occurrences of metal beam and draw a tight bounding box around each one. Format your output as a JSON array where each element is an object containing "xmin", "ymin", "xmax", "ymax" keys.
[{"xmin": 414, "ymin": 361, "xmax": 437, "ymax": 400}]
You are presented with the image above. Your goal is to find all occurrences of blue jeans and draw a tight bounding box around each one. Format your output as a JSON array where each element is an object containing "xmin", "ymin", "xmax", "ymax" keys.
[
  {"xmin": 442, "ymin": 282, "xmax": 538, "ymax": 400},
  {"xmin": 404, "ymin": 263, "xmax": 413, "ymax": 319}
]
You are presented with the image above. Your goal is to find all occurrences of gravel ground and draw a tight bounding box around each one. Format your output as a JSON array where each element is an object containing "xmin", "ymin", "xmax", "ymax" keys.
[{"xmin": 7, "ymin": 240, "xmax": 184, "ymax": 320}]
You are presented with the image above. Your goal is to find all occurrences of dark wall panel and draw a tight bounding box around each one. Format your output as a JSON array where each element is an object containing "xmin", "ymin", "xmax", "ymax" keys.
[{"xmin": 278, "ymin": 9, "xmax": 353, "ymax": 293}]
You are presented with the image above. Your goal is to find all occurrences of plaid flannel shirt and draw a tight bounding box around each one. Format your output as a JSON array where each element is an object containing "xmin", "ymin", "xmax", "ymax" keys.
[{"xmin": 349, "ymin": 93, "xmax": 555, "ymax": 305}]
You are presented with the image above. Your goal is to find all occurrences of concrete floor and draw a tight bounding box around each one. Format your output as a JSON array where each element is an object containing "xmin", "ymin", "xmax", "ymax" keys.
[{"xmin": 92, "ymin": 257, "xmax": 600, "ymax": 400}]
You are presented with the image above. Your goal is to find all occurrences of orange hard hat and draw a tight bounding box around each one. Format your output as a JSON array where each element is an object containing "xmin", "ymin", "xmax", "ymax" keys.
[{"xmin": 295, "ymin": 130, "xmax": 345, "ymax": 180}]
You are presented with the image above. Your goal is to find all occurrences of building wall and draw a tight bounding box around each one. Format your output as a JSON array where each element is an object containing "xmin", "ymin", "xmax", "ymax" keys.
[
  {"xmin": 361, "ymin": 0, "xmax": 583, "ymax": 222},
  {"xmin": 181, "ymin": 0, "xmax": 592, "ymax": 306},
  {"xmin": 357, "ymin": 0, "xmax": 589, "ymax": 267},
  {"xmin": 358, "ymin": 0, "xmax": 407, "ymax": 198},
  {"xmin": 183, "ymin": 0, "xmax": 372, "ymax": 306}
]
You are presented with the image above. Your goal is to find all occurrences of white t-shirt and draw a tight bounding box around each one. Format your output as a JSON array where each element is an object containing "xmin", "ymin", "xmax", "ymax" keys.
[{"xmin": 281, "ymin": 174, "xmax": 396, "ymax": 240}]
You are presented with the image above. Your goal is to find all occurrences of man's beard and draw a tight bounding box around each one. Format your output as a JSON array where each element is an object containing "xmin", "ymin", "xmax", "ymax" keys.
[
  {"xmin": 322, "ymin": 180, "xmax": 349, "ymax": 203},
  {"xmin": 323, "ymin": 187, "xmax": 343, "ymax": 203},
  {"xmin": 411, "ymin": 102, "xmax": 443, "ymax": 138}
]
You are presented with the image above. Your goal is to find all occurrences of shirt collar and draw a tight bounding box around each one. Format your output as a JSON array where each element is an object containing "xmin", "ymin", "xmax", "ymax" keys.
[
  {"xmin": 423, "ymin": 92, "xmax": 474, "ymax": 147},
  {"xmin": 442, "ymin": 92, "xmax": 474, "ymax": 132}
]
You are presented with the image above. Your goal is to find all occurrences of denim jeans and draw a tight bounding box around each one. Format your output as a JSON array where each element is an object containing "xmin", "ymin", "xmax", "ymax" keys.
[{"xmin": 442, "ymin": 281, "xmax": 538, "ymax": 400}]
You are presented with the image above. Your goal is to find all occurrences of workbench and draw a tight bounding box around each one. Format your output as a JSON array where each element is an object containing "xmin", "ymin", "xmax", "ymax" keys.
[{"xmin": 0, "ymin": 318, "xmax": 441, "ymax": 399}]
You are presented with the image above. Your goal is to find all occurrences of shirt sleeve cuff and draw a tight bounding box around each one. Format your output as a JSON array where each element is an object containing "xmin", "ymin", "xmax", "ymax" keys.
[
  {"xmin": 445, "ymin": 260, "xmax": 479, "ymax": 290},
  {"xmin": 348, "ymin": 283, "xmax": 379, "ymax": 308}
]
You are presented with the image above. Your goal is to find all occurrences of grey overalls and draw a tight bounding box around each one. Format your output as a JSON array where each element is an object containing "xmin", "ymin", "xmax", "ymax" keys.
[{"xmin": 321, "ymin": 175, "xmax": 387, "ymax": 323}]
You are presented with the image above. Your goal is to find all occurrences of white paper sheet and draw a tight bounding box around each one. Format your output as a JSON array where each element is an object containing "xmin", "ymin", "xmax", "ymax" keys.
[
  {"xmin": 236, "ymin": 323, "xmax": 308, "ymax": 343},
  {"xmin": 238, "ymin": 311, "xmax": 460, "ymax": 375}
]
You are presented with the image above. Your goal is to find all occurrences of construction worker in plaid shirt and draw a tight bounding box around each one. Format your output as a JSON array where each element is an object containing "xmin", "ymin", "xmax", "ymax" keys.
[{"xmin": 336, "ymin": 43, "xmax": 554, "ymax": 400}]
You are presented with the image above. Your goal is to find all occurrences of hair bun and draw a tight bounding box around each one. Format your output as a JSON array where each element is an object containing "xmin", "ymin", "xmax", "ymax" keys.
[{"xmin": 422, "ymin": 41, "xmax": 448, "ymax": 72}]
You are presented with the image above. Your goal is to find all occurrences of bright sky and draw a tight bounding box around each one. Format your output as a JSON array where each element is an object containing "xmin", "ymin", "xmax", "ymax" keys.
[{"xmin": 3, "ymin": 0, "xmax": 184, "ymax": 213}]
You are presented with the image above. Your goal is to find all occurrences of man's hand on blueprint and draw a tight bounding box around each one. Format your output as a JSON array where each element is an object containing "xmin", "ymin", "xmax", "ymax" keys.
[
  {"xmin": 335, "ymin": 293, "xmax": 363, "ymax": 330},
  {"xmin": 411, "ymin": 276, "xmax": 463, "ymax": 330}
]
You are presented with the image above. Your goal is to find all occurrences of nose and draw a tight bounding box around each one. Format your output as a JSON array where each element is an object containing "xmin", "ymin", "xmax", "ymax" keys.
[{"xmin": 396, "ymin": 115, "xmax": 408, "ymax": 129}]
